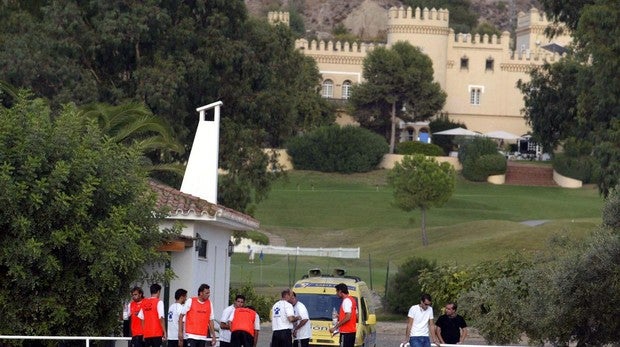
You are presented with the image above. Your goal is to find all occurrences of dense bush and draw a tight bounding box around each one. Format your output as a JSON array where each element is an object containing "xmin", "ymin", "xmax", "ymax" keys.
[
  {"xmin": 602, "ymin": 185, "xmax": 620, "ymax": 229},
  {"xmin": 429, "ymin": 114, "xmax": 467, "ymax": 155},
  {"xmin": 458, "ymin": 138, "xmax": 506, "ymax": 181},
  {"xmin": 553, "ymin": 153, "xmax": 600, "ymax": 183},
  {"xmin": 396, "ymin": 141, "xmax": 444, "ymax": 156},
  {"xmin": 385, "ymin": 257, "xmax": 436, "ymax": 314},
  {"xmin": 286, "ymin": 125, "xmax": 389, "ymax": 173},
  {"xmin": 477, "ymin": 153, "xmax": 507, "ymax": 175},
  {"xmin": 553, "ymin": 137, "xmax": 600, "ymax": 183}
]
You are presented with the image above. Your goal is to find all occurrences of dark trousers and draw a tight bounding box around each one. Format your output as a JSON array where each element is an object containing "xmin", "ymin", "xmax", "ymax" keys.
[
  {"xmin": 231, "ymin": 330, "xmax": 254, "ymax": 347},
  {"xmin": 144, "ymin": 337, "xmax": 163, "ymax": 347},
  {"xmin": 131, "ymin": 336, "xmax": 144, "ymax": 347},
  {"xmin": 339, "ymin": 332, "xmax": 356, "ymax": 347},
  {"xmin": 185, "ymin": 339, "xmax": 207, "ymax": 347},
  {"xmin": 271, "ymin": 329, "xmax": 293, "ymax": 347},
  {"xmin": 220, "ymin": 342, "xmax": 231, "ymax": 347},
  {"xmin": 293, "ymin": 338, "xmax": 309, "ymax": 347}
]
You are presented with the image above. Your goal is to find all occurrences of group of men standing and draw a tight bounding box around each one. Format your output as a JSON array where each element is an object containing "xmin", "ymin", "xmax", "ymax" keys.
[
  {"xmin": 128, "ymin": 283, "xmax": 259, "ymax": 347},
  {"xmin": 127, "ymin": 283, "xmax": 467, "ymax": 347},
  {"xmin": 269, "ymin": 288, "xmax": 311, "ymax": 347},
  {"xmin": 405, "ymin": 293, "xmax": 468, "ymax": 347}
]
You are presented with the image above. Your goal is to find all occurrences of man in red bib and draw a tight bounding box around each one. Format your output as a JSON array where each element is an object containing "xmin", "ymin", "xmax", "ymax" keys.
[
  {"xmin": 329, "ymin": 283, "xmax": 357, "ymax": 347},
  {"xmin": 229, "ymin": 304, "xmax": 260, "ymax": 347},
  {"xmin": 139, "ymin": 283, "xmax": 166, "ymax": 347},
  {"xmin": 179, "ymin": 284, "xmax": 216, "ymax": 347},
  {"xmin": 130, "ymin": 286, "xmax": 145, "ymax": 347}
]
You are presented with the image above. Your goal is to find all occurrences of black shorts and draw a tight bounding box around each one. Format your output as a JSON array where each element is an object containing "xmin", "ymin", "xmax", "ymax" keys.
[
  {"xmin": 339, "ymin": 332, "xmax": 356, "ymax": 347},
  {"xmin": 271, "ymin": 329, "xmax": 293, "ymax": 347}
]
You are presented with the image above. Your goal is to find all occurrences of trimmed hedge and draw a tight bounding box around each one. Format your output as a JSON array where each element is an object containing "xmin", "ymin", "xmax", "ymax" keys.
[
  {"xmin": 286, "ymin": 125, "xmax": 389, "ymax": 173},
  {"xmin": 396, "ymin": 141, "xmax": 444, "ymax": 156},
  {"xmin": 459, "ymin": 138, "xmax": 507, "ymax": 181}
]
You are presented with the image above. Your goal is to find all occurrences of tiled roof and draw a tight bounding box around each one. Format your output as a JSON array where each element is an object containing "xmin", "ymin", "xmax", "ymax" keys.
[{"xmin": 148, "ymin": 179, "xmax": 259, "ymax": 229}]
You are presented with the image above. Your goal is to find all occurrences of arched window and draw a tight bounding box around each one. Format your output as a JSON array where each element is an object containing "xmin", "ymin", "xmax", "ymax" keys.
[
  {"xmin": 341, "ymin": 80, "xmax": 352, "ymax": 99},
  {"xmin": 406, "ymin": 128, "xmax": 415, "ymax": 141},
  {"xmin": 322, "ymin": 79, "xmax": 334, "ymax": 98}
]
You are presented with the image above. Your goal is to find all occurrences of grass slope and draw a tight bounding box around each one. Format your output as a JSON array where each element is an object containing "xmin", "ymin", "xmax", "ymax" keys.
[{"xmin": 232, "ymin": 170, "xmax": 603, "ymax": 293}]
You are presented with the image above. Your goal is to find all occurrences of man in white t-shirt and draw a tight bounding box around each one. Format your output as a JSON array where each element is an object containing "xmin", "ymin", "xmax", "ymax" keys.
[
  {"xmin": 404, "ymin": 293, "xmax": 439, "ymax": 347},
  {"xmin": 220, "ymin": 295, "xmax": 246, "ymax": 347},
  {"xmin": 167, "ymin": 288, "xmax": 187, "ymax": 347},
  {"xmin": 289, "ymin": 291, "xmax": 311, "ymax": 347},
  {"xmin": 271, "ymin": 289, "xmax": 300, "ymax": 347}
]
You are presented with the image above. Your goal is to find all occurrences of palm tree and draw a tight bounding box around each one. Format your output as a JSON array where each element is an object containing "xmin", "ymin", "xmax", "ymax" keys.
[{"xmin": 78, "ymin": 102, "xmax": 185, "ymax": 176}]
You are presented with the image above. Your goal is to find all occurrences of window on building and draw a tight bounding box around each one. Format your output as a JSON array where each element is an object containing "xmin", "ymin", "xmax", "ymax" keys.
[
  {"xmin": 460, "ymin": 56, "xmax": 469, "ymax": 70},
  {"xmin": 470, "ymin": 87, "xmax": 482, "ymax": 105},
  {"xmin": 196, "ymin": 237, "xmax": 207, "ymax": 259},
  {"xmin": 341, "ymin": 80, "xmax": 352, "ymax": 99},
  {"xmin": 485, "ymin": 57, "xmax": 494, "ymax": 71},
  {"xmin": 322, "ymin": 79, "xmax": 333, "ymax": 98},
  {"xmin": 406, "ymin": 128, "xmax": 415, "ymax": 141}
]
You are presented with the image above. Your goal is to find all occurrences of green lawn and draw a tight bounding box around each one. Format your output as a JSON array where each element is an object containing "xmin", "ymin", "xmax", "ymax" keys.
[{"xmin": 232, "ymin": 170, "xmax": 604, "ymax": 294}]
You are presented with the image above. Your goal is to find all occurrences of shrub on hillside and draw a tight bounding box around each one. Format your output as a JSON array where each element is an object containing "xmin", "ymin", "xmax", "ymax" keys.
[
  {"xmin": 286, "ymin": 125, "xmax": 388, "ymax": 173},
  {"xmin": 396, "ymin": 141, "xmax": 444, "ymax": 156},
  {"xmin": 602, "ymin": 185, "xmax": 620, "ymax": 229},
  {"xmin": 385, "ymin": 257, "xmax": 436, "ymax": 314},
  {"xmin": 459, "ymin": 138, "xmax": 506, "ymax": 181}
]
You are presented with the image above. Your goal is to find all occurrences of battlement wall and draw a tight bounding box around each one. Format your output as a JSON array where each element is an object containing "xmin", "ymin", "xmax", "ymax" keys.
[
  {"xmin": 388, "ymin": 6, "xmax": 449, "ymax": 23},
  {"xmin": 295, "ymin": 39, "xmax": 379, "ymax": 56},
  {"xmin": 267, "ymin": 11, "xmax": 289, "ymax": 26},
  {"xmin": 451, "ymin": 30, "xmax": 511, "ymax": 48}
]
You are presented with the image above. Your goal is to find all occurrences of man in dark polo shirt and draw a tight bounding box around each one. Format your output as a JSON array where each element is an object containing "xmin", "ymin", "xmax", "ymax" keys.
[{"xmin": 435, "ymin": 303, "xmax": 468, "ymax": 345}]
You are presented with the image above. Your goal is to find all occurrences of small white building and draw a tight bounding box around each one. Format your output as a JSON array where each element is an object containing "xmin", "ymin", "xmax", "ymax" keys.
[{"xmin": 148, "ymin": 101, "xmax": 258, "ymax": 318}]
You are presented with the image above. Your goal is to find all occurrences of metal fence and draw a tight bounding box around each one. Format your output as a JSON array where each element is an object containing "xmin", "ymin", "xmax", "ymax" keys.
[
  {"xmin": 237, "ymin": 244, "xmax": 360, "ymax": 259},
  {"xmin": 0, "ymin": 335, "xmax": 129, "ymax": 346}
]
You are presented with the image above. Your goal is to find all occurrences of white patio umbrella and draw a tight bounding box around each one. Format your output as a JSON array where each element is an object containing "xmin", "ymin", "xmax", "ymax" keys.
[
  {"xmin": 483, "ymin": 130, "xmax": 522, "ymax": 140},
  {"xmin": 432, "ymin": 127, "xmax": 481, "ymax": 136}
]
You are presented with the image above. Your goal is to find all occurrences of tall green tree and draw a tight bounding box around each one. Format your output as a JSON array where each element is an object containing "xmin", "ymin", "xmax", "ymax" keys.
[
  {"xmin": 387, "ymin": 154, "xmax": 455, "ymax": 246},
  {"xmin": 519, "ymin": 0, "xmax": 619, "ymax": 196},
  {"xmin": 0, "ymin": 1, "xmax": 333, "ymax": 213},
  {"xmin": 0, "ymin": 93, "xmax": 173, "ymax": 336},
  {"xmin": 349, "ymin": 41, "xmax": 446, "ymax": 153}
]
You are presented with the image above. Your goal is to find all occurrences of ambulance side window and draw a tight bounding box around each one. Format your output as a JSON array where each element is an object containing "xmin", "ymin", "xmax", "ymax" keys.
[{"xmin": 361, "ymin": 297, "xmax": 369, "ymax": 321}]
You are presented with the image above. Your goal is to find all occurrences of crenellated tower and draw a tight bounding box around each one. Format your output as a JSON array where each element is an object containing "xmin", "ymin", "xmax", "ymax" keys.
[
  {"xmin": 516, "ymin": 8, "xmax": 571, "ymax": 54},
  {"xmin": 387, "ymin": 7, "xmax": 451, "ymax": 88}
]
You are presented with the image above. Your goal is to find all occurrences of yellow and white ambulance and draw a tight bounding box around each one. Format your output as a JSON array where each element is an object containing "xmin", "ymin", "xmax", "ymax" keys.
[{"xmin": 292, "ymin": 269, "xmax": 377, "ymax": 347}]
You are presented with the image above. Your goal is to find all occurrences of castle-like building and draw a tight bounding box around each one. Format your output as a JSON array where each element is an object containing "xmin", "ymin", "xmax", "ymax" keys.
[{"xmin": 269, "ymin": 7, "xmax": 570, "ymax": 141}]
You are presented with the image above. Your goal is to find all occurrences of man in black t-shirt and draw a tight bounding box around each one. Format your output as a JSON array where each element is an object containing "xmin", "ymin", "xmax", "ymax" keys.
[{"xmin": 435, "ymin": 303, "xmax": 468, "ymax": 344}]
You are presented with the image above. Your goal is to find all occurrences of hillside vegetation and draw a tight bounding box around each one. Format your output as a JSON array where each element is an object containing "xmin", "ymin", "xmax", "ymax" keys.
[
  {"xmin": 254, "ymin": 170, "xmax": 601, "ymax": 261},
  {"xmin": 232, "ymin": 169, "xmax": 602, "ymax": 292}
]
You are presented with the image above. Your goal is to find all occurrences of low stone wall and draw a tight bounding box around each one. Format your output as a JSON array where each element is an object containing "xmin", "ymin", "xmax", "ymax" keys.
[
  {"xmin": 553, "ymin": 170, "xmax": 583, "ymax": 188},
  {"xmin": 487, "ymin": 174, "xmax": 506, "ymax": 185}
]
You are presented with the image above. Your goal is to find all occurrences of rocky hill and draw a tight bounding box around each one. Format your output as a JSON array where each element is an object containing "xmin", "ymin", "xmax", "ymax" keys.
[{"xmin": 245, "ymin": 0, "xmax": 541, "ymax": 40}]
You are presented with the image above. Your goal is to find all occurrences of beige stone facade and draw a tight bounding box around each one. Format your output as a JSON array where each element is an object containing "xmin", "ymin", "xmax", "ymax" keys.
[{"xmin": 273, "ymin": 7, "xmax": 570, "ymax": 139}]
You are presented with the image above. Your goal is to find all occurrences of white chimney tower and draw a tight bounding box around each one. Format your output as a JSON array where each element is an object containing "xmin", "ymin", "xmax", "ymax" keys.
[{"xmin": 180, "ymin": 101, "xmax": 223, "ymax": 204}]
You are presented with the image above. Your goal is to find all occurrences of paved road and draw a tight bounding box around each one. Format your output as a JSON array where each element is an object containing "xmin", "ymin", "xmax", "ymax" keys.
[{"xmin": 256, "ymin": 321, "xmax": 489, "ymax": 346}]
